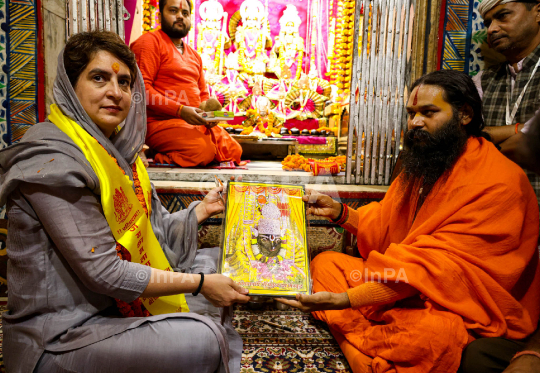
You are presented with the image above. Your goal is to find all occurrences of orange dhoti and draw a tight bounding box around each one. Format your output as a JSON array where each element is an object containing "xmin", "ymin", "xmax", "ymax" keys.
[
  {"xmin": 311, "ymin": 251, "xmax": 470, "ymax": 373},
  {"xmin": 146, "ymin": 119, "xmax": 242, "ymax": 167}
]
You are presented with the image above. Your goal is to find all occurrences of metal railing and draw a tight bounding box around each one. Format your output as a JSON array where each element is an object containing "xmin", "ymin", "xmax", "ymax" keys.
[
  {"xmin": 66, "ymin": 0, "xmax": 131, "ymax": 41},
  {"xmin": 346, "ymin": 0, "xmax": 414, "ymax": 185}
]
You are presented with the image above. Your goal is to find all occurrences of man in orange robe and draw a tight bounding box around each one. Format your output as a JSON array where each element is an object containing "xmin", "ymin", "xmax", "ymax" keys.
[
  {"xmin": 131, "ymin": 0, "xmax": 242, "ymax": 167},
  {"xmin": 278, "ymin": 70, "xmax": 540, "ymax": 373}
]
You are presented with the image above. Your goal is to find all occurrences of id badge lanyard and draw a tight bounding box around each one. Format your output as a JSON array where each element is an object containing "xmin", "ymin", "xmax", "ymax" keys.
[{"xmin": 506, "ymin": 57, "xmax": 540, "ymax": 126}]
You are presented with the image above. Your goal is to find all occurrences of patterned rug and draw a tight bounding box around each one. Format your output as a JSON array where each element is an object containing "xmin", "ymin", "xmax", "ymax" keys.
[
  {"xmin": 0, "ymin": 303, "xmax": 349, "ymax": 372},
  {"xmin": 234, "ymin": 302, "xmax": 351, "ymax": 373}
]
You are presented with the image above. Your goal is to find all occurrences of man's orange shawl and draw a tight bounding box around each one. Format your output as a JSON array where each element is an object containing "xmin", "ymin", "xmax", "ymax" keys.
[{"xmin": 313, "ymin": 137, "xmax": 540, "ymax": 372}]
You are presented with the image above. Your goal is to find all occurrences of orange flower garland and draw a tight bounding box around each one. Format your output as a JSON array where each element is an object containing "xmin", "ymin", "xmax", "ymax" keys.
[
  {"xmin": 282, "ymin": 155, "xmax": 347, "ymax": 173},
  {"xmin": 143, "ymin": 0, "xmax": 159, "ymax": 33},
  {"xmin": 282, "ymin": 154, "xmax": 313, "ymax": 172},
  {"xmin": 325, "ymin": 155, "xmax": 346, "ymax": 170},
  {"xmin": 327, "ymin": 0, "xmax": 356, "ymax": 102}
]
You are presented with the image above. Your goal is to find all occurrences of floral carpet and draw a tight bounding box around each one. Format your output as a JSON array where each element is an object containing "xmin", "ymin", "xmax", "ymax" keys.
[
  {"xmin": 0, "ymin": 303, "xmax": 350, "ymax": 372},
  {"xmin": 234, "ymin": 303, "xmax": 351, "ymax": 373}
]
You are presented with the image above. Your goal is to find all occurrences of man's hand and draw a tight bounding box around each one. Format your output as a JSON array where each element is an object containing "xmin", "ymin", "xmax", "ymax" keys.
[
  {"xmin": 200, "ymin": 274, "xmax": 250, "ymax": 307},
  {"xmin": 303, "ymin": 190, "xmax": 342, "ymax": 220},
  {"xmin": 195, "ymin": 186, "xmax": 225, "ymax": 223},
  {"xmin": 484, "ymin": 125, "xmax": 523, "ymax": 145},
  {"xmin": 275, "ymin": 292, "xmax": 350, "ymax": 313},
  {"xmin": 503, "ymin": 355, "xmax": 540, "ymax": 373},
  {"xmin": 179, "ymin": 105, "xmax": 209, "ymax": 126}
]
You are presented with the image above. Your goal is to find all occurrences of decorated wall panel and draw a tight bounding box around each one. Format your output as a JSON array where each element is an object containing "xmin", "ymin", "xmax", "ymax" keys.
[
  {"xmin": 440, "ymin": 0, "xmax": 473, "ymax": 73},
  {"xmin": 0, "ymin": 0, "xmax": 7, "ymax": 148},
  {"xmin": 468, "ymin": 0, "xmax": 485, "ymax": 75},
  {"xmin": 3, "ymin": 0, "xmax": 42, "ymax": 149},
  {"xmin": 439, "ymin": 0, "xmax": 488, "ymax": 76}
]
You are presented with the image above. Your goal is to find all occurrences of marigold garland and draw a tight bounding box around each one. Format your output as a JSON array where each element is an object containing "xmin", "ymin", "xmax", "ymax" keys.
[
  {"xmin": 327, "ymin": 0, "xmax": 357, "ymax": 102},
  {"xmin": 142, "ymin": 0, "xmax": 160, "ymax": 33},
  {"xmin": 282, "ymin": 154, "xmax": 313, "ymax": 172},
  {"xmin": 282, "ymin": 154, "xmax": 347, "ymax": 173}
]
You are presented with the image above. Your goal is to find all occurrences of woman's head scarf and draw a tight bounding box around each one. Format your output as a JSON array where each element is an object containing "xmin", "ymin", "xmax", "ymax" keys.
[{"xmin": 53, "ymin": 48, "xmax": 147, "ymax": 175}]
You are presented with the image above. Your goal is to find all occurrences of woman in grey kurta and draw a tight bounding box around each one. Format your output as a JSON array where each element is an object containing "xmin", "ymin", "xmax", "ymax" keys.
[{"xmin": 0, "ymin": 31, "xmax": 249, "ymax": 373}]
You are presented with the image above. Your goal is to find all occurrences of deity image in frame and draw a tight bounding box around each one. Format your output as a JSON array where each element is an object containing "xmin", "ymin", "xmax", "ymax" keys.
[{"xmin": 219, "ymin": 181, "xmax": 311, "ymax": 298}]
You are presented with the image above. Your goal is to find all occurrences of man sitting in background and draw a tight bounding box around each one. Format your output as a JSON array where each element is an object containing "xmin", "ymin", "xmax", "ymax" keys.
[{"xmin": 131, "ymin": 0, "xmax": 242, "ymax": 167}]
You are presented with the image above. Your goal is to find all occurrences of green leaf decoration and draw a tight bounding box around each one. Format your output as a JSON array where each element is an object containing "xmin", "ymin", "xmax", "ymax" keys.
[{"xmin": 472, "ymin": 30, "xmax": 487, "ymax": 45}]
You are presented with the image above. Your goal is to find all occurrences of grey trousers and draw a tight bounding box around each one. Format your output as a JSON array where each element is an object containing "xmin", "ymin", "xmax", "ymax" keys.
[
  {"xmin": 35, "ymin": 318, "xmax": 222, "ymax": 373},
  {"xmin": 35, "ymin": 248, "xmax": 242, "ymax": 373}
]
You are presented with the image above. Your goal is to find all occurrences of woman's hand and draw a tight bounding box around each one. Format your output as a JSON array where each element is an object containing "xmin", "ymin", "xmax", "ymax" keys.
[
  {"xmin": 201, "ymin": 274, "xmax": 250, "ymax": 307},
  {"xmin": 179, "ymin": 105, "xmax": 209, "ymax": 127},
  {"xmin": 195, "ymin": 186, "xmax": 225, "ymax": 224},
  {"xmin": 275, "ymin": 292, "xmax": 351, "ymax": 313},
  {"xmin": 303, "ymin": 190, "xmax": 342, "ymax": 220}
]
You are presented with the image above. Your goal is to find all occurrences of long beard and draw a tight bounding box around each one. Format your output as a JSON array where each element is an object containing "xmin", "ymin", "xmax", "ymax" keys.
[
  {"xmin": 161, "ymin": 20, "xmax": 190, "ymax": 39},
  {"xmin": 400, "ymin": 113, "xmax": 468, "ymax": 189}
]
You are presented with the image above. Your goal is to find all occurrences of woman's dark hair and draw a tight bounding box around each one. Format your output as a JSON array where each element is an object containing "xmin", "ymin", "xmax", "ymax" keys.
[
  {"xmin": 410, "ymin": 70, "xmax": 490, "ymax": 140},
  {"xmin": 64, "ymin": 31, "xmax": 138, "ymax": 89}
]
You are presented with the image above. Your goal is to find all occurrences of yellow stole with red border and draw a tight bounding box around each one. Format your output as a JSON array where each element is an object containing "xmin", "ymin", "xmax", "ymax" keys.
[{"xmin": 49, "ymin": 104, "xmax": 189, "ymax": 315}]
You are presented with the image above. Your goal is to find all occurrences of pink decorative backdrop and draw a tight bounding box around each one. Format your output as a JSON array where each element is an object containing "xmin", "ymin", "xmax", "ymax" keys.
[
  {"xmin": 194, "ymin": 0, "xmax": 329, "ymax": 78},
  {"xmin": 124, "ymin": 0, "xmax": 138, "ymax": 45}
]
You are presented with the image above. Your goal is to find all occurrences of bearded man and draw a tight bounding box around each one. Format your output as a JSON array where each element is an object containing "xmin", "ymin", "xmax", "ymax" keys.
[
  {"xmin": 277, "ymin": 70, "xmax": 540, "ymax": 373},
  {"xmin": 131, "ymin": 0, "xmax": 242, "ymax": 167}
]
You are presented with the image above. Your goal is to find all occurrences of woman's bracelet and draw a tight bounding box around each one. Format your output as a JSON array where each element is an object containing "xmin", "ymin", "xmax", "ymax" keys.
[
  {"xmin": 192, "ymin": 272, "xmax": 204, "ymax": 296},
  {"xmin": 177, "ymin": 104, "xmax": 184, "ymax": 117},
  {"xmin": 515, "ymin": 122, "xmax": 521, "ymax": 134}
]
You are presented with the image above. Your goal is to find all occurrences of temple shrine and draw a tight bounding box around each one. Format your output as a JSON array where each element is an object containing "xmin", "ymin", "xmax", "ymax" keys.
[{"xmin": 132, "ymin": 0, "xmax": 355, "ymax": 162}]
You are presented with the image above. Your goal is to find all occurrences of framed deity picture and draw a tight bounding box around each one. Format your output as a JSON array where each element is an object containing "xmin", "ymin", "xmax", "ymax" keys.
[{"xmin": 219, "ymin": 181, "xmax": 311, "ymax": 298}]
